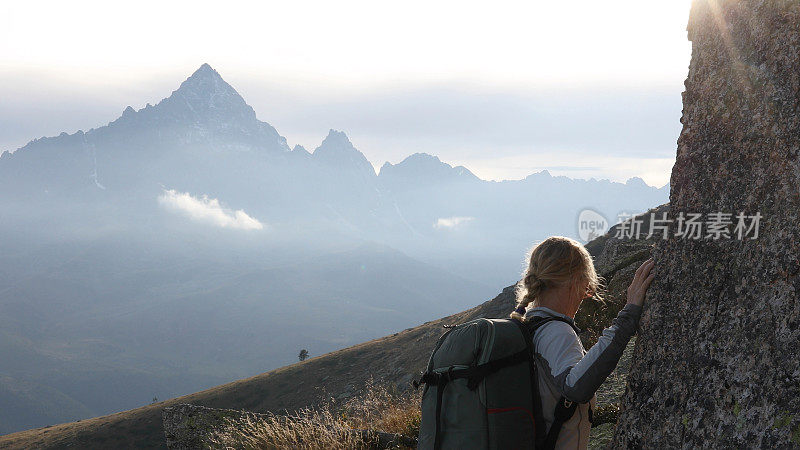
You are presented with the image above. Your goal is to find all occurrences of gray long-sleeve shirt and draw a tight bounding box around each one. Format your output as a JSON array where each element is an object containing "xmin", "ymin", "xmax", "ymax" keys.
[{"xmin": 524, "ymin": 303, "xmax": 643, "ymax": 449}]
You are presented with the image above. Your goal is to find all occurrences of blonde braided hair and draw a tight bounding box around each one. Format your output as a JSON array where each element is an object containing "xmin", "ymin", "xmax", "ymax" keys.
[{"xmin": 510, "ymin": 236, "xmax": 605, "ymax": 321}]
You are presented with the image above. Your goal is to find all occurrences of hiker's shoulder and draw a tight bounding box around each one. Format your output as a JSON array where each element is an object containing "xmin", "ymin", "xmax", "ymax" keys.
[
  {"xmin": 527, "ymin": 309, "xmax": 577, "ymax": 333},
  {"xmin": 534, "ymin": 320, "xmax": 578, "ymax": 342}
]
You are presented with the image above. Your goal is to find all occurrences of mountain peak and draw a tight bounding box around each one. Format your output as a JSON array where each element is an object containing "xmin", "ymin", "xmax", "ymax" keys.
[
  {"xmin": 176, "ymin": 64, "xmax": 233, "ymax": 96},
  {"xmin": 100, "ymin": 63, "xmax": 289, "ymax": 153},
  {"xmin": 404, "ymin": 152, "xmax": 442, "ymax": 164},
  {"xmin": 524, "ymin": 169, "xmax": 552, "ymax": 181},
  {"xmin": 625, "ymin": 176, "xmax": 649, "ymax": 188},
  {"xmin": 314, "ymin": 129, "xmax": 356, "ymax": 154},
  {"xmin": 156, "ymin": 64, "xmax": 256, "ymax": 122},
  {"xmin": 322, "ymin": 129, "xmax": 351, "ymax": 146},
  {"xmin": 313, "ymin": 130, "xmax": 376, "ymax": 177},
  {"xmin": 197, "ymin": 62, "xmax": 215, "ymax": 72},
  {"xmin": 186, "ymin": 63, "xmax": 223, "ymax": 83},
  {"xmin": 291, "ymin": 144, "xmax": 311, "ymax": 158},
  {"xmin": 378, "ymin": 152, "xmax": 479, "ymax": 184}
]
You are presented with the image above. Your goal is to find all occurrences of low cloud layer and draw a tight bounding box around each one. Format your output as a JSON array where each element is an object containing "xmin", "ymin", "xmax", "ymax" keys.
[
  {"xmin": 158, "ymin": 189, "xmax": 264, "ymax": 230},
  {"xmin": 434, "ymin": 216, "xmax": 475, "ymax": 230}
]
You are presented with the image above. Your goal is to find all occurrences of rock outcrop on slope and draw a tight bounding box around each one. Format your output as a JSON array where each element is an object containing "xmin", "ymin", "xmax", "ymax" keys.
[{"xmin": 612, "ymin": 1, "xmax": 800, "ymax": 448}]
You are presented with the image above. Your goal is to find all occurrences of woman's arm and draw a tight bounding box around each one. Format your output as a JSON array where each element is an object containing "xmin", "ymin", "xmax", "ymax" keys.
[{"xmin": 536, "ymin": 304, "xmax": 642, "ymax": 403}]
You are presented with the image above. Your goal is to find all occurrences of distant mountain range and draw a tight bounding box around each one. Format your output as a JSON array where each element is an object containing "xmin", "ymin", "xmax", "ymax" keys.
[
  {"xmin": 0, "ymin": 64, "xmax": 669, "ymax": 434},
  {"xmin": 0, "ymin": 63, "xmax": 667, "ymax": 238},
  {"xmin": 0, "ymin": 63, "xmax": 668, "ymax": 284}
]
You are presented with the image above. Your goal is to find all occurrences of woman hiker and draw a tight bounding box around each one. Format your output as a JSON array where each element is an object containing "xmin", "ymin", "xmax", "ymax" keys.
[{"xmin": 510, "ymin": 236, "xmax": 655, "ymax": 449}]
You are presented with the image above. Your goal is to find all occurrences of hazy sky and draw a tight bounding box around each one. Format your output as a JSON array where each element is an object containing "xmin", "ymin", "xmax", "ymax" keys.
[{"xmin": 1, "ymin": 0, "xmax": 693, "ymax": 187}]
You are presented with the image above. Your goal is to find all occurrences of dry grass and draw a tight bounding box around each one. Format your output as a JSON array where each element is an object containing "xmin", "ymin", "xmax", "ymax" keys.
[
  {"xmin": 207, "ymin": 380, "xmax": 421, "ymax": 449},
  {"xmin": 341, "ymin": 380, "xmax": 421, "ymax": 437}
]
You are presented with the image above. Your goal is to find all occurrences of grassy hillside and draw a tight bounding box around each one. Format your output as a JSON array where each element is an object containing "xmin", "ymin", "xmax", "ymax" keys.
[{"xmin": 0, "ymin": 204, "xmax": 666, "ymax": 449}]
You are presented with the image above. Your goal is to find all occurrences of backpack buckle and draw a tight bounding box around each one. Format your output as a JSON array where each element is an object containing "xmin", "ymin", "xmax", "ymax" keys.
[{"xmin": 414, "ymin": 371, "xmax": 440, "ymax": 389}]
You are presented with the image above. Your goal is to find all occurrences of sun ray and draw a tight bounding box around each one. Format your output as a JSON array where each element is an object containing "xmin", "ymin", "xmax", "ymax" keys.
[{"xmin": 703, "ymin": 0, "xmax": 753, "ymax": 94}]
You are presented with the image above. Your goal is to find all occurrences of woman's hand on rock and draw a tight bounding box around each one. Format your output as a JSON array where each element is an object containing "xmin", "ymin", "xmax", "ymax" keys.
[{"xmin": 627, "ymin": 257, "xmax": 655, "ymax": 307}]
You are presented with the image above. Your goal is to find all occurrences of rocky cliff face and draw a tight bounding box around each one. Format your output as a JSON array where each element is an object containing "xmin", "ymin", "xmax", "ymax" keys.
[{"xmin": 612, "ymin": 1, "xmax": 800, "ymax": 447}]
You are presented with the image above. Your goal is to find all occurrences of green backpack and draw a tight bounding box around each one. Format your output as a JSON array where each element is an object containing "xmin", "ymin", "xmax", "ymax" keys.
[{"xmin": 416, "ymin": 316, "xmax": 578, "ymax": 450}]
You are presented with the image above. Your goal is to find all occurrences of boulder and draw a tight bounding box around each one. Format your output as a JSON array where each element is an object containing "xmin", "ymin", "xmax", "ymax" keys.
[{"xmin": 612, "ymin": 0, "xmax": 800, "ymax": 447}]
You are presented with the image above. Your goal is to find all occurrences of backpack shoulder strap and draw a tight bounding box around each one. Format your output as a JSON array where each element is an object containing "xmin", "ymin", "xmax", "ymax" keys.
[
  {"xmin": 527, "ymin": 315, "xmax": 581, "ymax": 336},
  {"xmin": 542, "ymin": 397, "xmax": 579, "ymax": 449},
  {"xmin": 526, "ymin": 315, "xmax": 582, "ymax": 450}
]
